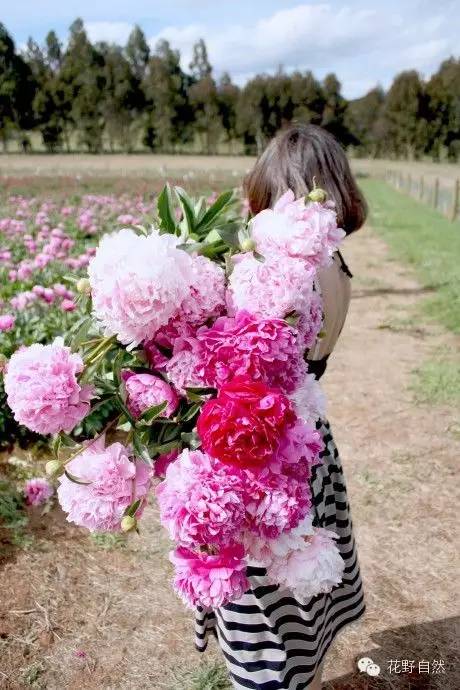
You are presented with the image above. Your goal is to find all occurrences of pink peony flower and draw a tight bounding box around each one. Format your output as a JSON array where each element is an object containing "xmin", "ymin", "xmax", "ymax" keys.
[
  {"xmin": 227, "ymin": 252, "xmax": 316, "ymax": 321},
  {"xmin": 196, "ymin": 310, "xmax": 306, "ymax": 393},
  {"xmin": 251, "ymin": 190, "xmax": 345, "ymax": 268},
  {"xmin": 4, "ymin": 339, "xmax": 93, "ymax": 435},
  {"xmin": 243, "ymin": 470, "xmax": 312, "ymax": 538},
  {"xmin": 170, "ymin": 543, "xmax": 249, "ymax": 608},
  {"xmin": 0, "ymin": 314, "xmax": 15, "ymax": 332},
  {"xmin": 61, "ymin": 299, "xmax": 77, "ymax": 312},
  {"xmin": 23, "ymin": 478, "xmax": 53, "ymax": 506},
  {"xmin": 243, "ymin": 514, "xmax": 344, "ymax": 599},
  {"xmin": 178, "ymin": 254, "xmax": 226, "ymax": 327},
  {"xmin": 122, "ymin": 370, "xmax": 178, "ymax": 419},
  {"xmin": 157, "ymin": 449, "xmax": 246, "ymax": 548},
  {"xmin": 88, "ymin": 229, "xmax": 195, "ymax": 346},
  {"xmin": 165, "ymin": 337, "xmax": 205, "ymax": 395},
  {"xmin": 298, "ymin": 289, "xmax": 324, "ymax": 350},
  {"xmin": 57, "ymin": 438, "xmax": 152, "ymax": 532}
]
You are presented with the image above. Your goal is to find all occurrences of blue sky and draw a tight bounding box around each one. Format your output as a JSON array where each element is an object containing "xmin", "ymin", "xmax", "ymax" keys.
[{"xmin": 5, "ymin": 0, "xmax": 459, "ymax": 98}]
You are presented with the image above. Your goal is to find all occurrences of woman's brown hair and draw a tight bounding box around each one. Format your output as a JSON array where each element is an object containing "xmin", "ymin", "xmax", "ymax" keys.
[{"xmin": 244, "ymin": 123, "xmax": 367, "ymax": 235}]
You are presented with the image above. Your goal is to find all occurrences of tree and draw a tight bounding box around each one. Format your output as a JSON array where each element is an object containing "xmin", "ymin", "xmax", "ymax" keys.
[
  {"xmin": 98, "ymin": 42, "xmax": 143, "ymax": 151},
  {"xmin": 217, "ymin": 72, "xmax": 239, "ymax": 152},
  {"xmin": 0, "ymin": 23, "xmax": 36, "ymax": 150},
  {"xmin": 188, "ymin": 39, "xmax": 221, "ymax": 154},
  {"xmin": 126, "ymin": 25, "xmax": 149, "ymax": 81},
  {"xmin": 425, "ymin": 58, "xmax": 460, "ymax": 161},
  {"xmin": 321, "ymin": 73, "xmax": 352, "ymax": 144},
  {"xmin": 381, "ymin": 70, "xmax": 426, "ymax": 159},
  {"xmin": 345, "ymin": 87, "xmax": 385, "ymax": 157},
  {"xmin": 59, "ymin": 19, "xmax": 106, "ymax": 152},
  {"xmin": 142, "ymin": 39, "xmax": 193, "ymax": 151}
]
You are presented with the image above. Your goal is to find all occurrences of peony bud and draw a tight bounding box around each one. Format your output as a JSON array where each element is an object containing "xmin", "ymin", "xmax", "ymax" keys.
[
  {"xmin": 45, "ymin": 459, "xmax": 63, "ymax": 477},
  {"xmin": 121, "ymin": 515, "xmax": 137, "ymax": 533},
  {"xmin": 307, "ymin": 187, "xmax": 328, "ymax": 203},
  {"xmin": 76, "ymin": 278, "xmax": 91, "ymax": 295},
  {"xmin": 240, "ymin": 237, "xmax": 256, "ymax": 252}
]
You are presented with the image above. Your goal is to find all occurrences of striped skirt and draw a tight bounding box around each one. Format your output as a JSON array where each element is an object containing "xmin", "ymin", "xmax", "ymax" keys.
[{"xmin": 195, "ymin": 419, "xmax": 365, "ymax": 689}]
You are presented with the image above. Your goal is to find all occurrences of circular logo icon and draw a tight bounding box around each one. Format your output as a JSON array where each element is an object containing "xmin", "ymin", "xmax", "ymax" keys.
[{"xmin": 357, "ymin": 657, "xmax": 381, "ymax": 676}]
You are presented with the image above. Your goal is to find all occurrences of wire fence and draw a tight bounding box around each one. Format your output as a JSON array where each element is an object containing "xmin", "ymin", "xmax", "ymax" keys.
[{"xmin": 384, "ymin": 169, "xmax": 460, "ymax": 222}]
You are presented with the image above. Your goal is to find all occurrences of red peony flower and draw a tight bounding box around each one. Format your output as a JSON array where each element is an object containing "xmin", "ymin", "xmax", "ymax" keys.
[{"xmin": 197, "ymin": 376, "xmax": 295, "ymax": 469}]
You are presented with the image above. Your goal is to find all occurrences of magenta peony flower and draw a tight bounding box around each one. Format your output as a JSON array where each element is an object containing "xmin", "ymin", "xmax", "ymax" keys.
[
  {"xmin": 57, "ymin": 438, "xmax": 152, "ymax": 532},
  {"xmin": 273, "ymin": 419, "xmax": 324, "ymax": 479},
  {"xmin": 251, "ymin": 190, "xmax": 345, "ymax": 268},
  {"xmin": 170, "ymin": 543, "xmax": 249, "ymax": 608},
  {"xmin": 197, "ymin": 376, "xmax": 296, "ymax": 469},
  {"xmin": 227, "ymin": 252, "xmax": 316, "ymax": 320},
  {"xmin": 0, "ymin": 314, "xmax": 15, "ymax": 332},
  {"xmin": 23, "ymin": 478, "xmax": 53, "ymax": 506},
  {"xmin": 156, "ymin": 449, "xmax": 246, "ymax": 548},
  {"xmin": 196, "ymin": 310, "xmax": 306, "ymax": 393},
  {"xmin": 154, "ymin": 448, "xmax": 179, "ymax": 478},
  {"xmin": 122, "ymin": 370, "xmax": 178, "ymax": 419},
  {"xmin": 4, "ymin": 339, "xmax": 93, "ymax": 435},
  {"xmin": 88, "ymin": 229, "xmax": 195, "ymax": 346}
]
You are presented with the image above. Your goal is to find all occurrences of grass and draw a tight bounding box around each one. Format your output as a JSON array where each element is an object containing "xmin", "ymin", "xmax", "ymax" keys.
[
  {"xmin": 172, "ymin": 661, "xmax": 232, "ymax": 690},
  {"xmin": 360, "ymin": 178, "xmax": 460, "ymax": 334},
  {"xmin": 411, "ymin": 354, "xmax": 460, "ymax": 404}
]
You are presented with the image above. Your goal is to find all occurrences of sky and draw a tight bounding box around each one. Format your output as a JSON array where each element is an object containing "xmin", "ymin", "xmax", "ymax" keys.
[{"xmin": 5, "ymin": 0, "xmax": 459, "ymax": 98}]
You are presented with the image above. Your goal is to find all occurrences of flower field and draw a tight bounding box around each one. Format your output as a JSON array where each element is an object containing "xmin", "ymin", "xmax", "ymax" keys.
[{"xmin": 0, "ymin": 191, "xmax": 162, "ymax": 448}]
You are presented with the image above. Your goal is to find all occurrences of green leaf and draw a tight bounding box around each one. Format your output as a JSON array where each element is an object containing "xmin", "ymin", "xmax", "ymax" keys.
[
  {"xmin": 137, "ymin": 401, "xmax": 168, "ymax": 427},
  {"xmin": 216, "ymin": 222, "xmax": 241, "ymax": 249},
  {"xmin": 180, "ymin": 402, "xmax": 201, "ymax": 422},
  {"xmin": 253, "ymin": 251, "xmax": 266, "ymax": 263},
  {"xmin": 64, "ymin": 470, "xmax": 92, "ymax": 485},
  {"xmin": 151, "ymin": 439, "xmax": 181, "ymax": 456},
  {"xmin": 112, "ymin": 349, "xmax": 125, "ymax": 386},
  {"xmin": 52, "ymin": 434, "xmax": 62, "ymax": 459},
  {"xmin": 284, "ymin": 311, "xmax": 301, "ymax": 327},
  {"xmin": 175, "ymin": 187, "xmax": 196, "ymax": 233},
  {"xmin": 195, "ymin": 190, "xmax": 234, "ymax": 234},
  {"xmin": 157, "ymin": 183, "xmax": 177, "ymax": 234},
  {"xmin": 132, "ymin": 432, "xmax": 153, "ymax": 465},
  {"xmin": 180, "ymin": 431, "xmax": 201, "ymax": 450},
  {"xmin": 69, "ymin": 316, "xmax": 92, "ymax": 350},
  {"xmin": 115, "ymin": 395, "xmax": 136, "ymax": 426},
  {"xmin": 123, "ymin": 498, "xmax": 142, "ymax": 517}
]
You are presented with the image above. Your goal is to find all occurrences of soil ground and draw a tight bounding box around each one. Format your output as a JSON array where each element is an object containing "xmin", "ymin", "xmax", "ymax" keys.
[{"xmin": 1, "ymin": 226, "xmax": 459, "ymax": 689}]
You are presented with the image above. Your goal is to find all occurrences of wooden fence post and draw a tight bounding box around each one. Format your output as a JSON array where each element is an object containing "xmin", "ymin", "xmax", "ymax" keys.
[
  {"xmin": 433, "ymin": 178, "xmax": 439, "ymax": 209},
  {"xmin": 420, "ymin": 176, "xmax": 424, "ymax": 201},
  {"xmin": 451, "ymin": 179, "xmax": 460, "ymax": 222},
  {"xmin": 407, "ymin": 173, "xmax": 412, "ymax": 196}
]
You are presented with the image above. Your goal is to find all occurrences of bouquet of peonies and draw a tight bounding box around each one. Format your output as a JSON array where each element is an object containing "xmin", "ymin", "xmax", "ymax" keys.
[{"xmin": 2, "ymin": 184, "xmax": 346, "ymax": 608}]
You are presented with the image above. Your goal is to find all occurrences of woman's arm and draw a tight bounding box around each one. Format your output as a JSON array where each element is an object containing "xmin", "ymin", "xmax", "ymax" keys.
[{"xmin": 308, "ymin": 253, "xmax": 351, "ymax": 361}]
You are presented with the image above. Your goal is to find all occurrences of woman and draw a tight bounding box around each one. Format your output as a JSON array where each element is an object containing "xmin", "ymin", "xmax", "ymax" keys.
[{"xmin": 196, "ymin": 123, "xmax": 367, "ymax": 689}]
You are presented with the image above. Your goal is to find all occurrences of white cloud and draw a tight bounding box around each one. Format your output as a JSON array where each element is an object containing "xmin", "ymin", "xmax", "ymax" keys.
[
  {"xmin": 86, "ymin": 21, "xmax": 134, "ymax": 45},
  {"xmin": 149, "ymin": 3, "xmax": 458, "ymax": 98}
]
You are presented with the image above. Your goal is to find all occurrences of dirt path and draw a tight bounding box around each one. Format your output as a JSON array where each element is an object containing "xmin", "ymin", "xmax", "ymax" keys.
[{"xmin": 1, "ymin": 227, "xmax": 459, "ymax": 690}]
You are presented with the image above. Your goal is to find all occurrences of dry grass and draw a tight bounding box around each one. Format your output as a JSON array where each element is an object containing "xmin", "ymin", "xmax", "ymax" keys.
[
  {"xmin": 1, "ymin": 185, "xmax": 459, "ymax": 689},
  {"xmin": 1, "ymin": 154, "xmax": 459, "ymax": 186}
]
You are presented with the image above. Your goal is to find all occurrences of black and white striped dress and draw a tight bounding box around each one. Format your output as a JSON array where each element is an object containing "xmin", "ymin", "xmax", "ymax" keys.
[{"xmin": 195, "ymin": 253, "xmax": 365, "ymax": 689}]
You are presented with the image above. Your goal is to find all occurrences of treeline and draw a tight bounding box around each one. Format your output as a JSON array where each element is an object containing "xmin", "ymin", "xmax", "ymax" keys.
[{"xmin": 1, "ymin": 19, "xmax": 459, "ymax": 159}]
